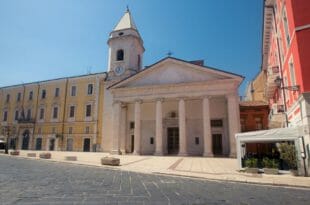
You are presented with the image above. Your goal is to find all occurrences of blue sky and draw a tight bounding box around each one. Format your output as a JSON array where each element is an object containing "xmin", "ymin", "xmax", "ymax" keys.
[{"xmin": 0, "ymin": 0, "xmax": 263, "ymax": 95}]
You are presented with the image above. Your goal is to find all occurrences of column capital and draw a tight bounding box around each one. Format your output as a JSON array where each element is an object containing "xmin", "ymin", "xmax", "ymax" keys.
[
  {"xmin": 156, "ymin": 98, "xmax": 164, "ymax": 102},
  {"xmin": 202, "ymin": 96, "xmax": 212, "ymax": 100},
  {"xmin": 226, "ymin": 93, "xmax": 238, "ymax": 99},
  {"xmin": 135, "ymin": 99, "xmax": 143, "ymax": 104},
  {"xmin": 112, "ymin": 100, "xmax": 122, "ymax": 105},
  {"xmin": 177, "ymin": 96, "xmax": 186, "ymax": 101}
]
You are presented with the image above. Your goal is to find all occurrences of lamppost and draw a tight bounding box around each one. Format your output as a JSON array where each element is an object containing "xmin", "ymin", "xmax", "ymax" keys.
[
  {"xmin": 3, "ymin": 125, "xmax": 12, "ymax": 154},
  {"xmin": 274, "ymin": 76, "xmax": 300, "ymax": 127}
]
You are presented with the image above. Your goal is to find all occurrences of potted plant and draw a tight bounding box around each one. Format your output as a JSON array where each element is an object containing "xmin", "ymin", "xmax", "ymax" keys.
[
  {"xmin": 278, "ymin": 142, "xmax": 298, "ymax": 176},
  {"xmin": 262, "ymin": 157, "xmax": 279, "ymax": 175},
  {"xmin": 244, "ymin": 158, "xmax": 258, "ymax": 173}
]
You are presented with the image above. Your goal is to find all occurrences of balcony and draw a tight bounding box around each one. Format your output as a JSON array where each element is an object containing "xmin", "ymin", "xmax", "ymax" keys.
[
  {"xmin": 18, "ymin": 118, "xmax": 35, "ymax": 124},
  {"xmin": 265, "ymin": 66, "xmax": 280, "ymax": 98}
]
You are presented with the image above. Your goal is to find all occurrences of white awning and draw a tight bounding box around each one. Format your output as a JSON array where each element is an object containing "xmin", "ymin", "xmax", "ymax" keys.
[{"xmin": 235, "ymin": 127, "xmax": 302, "ymax": 143}]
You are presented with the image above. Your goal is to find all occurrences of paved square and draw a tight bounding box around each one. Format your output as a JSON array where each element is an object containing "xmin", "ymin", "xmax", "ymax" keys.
[{"xmin": 0, "ymin": 156, "xmax": 309, "ymax": 205}]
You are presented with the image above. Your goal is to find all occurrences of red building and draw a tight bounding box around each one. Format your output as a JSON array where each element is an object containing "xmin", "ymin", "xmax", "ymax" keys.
[
  {"xmin": 263, "ymin": 0, "xmax": 310, "ymax": 140},
  {"xmin": 240, "ymin": 101, "xmax": 269, "ymax": 132}
]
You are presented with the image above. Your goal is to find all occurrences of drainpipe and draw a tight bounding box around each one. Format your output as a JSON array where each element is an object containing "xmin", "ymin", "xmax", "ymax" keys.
[
  {"xmin": 272, "ymin": 5, "xmax": 289, "ymax": 127},
  {"xmin": 32, "ymin": 83, "xmax": 40, "ymax": 150},
  {"xmin": 61, "ymin": 78, "xmax": 69, "ymax": 151}
]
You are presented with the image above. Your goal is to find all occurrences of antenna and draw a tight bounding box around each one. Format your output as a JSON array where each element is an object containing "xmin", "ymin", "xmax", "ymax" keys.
[
  {"xmin": 86, "ymin": 66, "xmax": 92, "ymax": 74},
  {"xmin": 166, "ymin": 51, "xmax": 173, "ymax": 57}
]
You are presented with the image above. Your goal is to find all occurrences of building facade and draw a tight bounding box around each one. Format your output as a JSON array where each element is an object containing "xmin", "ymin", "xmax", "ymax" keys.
[
  {"xmin": 0, "ymin": 74, "xmax": 106, "ymax": 152},
  {"xmin": 1, "ymin": 9, "xmax": 244, "ymax": 157},
  {"xmin": 263, "ymin": 0, "xmax": 310, "ymax": 131}
]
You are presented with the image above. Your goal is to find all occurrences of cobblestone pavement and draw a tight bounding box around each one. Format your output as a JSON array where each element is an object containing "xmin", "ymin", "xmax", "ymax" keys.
[{"xmin": 0, "ymin": 156, "xmax": 309, "ymax": 205}]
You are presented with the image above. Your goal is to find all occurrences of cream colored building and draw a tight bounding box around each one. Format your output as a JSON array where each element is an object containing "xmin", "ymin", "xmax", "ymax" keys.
[
  {"xmin": 0, "ymin": 10, "xmax": 243, "ymax": 157},
  {"xmin": 0, "ymin": 73, "xmax": 105, "ymax": 152}
]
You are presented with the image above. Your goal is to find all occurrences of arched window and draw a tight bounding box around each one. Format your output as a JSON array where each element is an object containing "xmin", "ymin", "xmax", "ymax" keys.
[{"xmin": 116, "ymin": 49, "xmax": 124, "ymax": 61}]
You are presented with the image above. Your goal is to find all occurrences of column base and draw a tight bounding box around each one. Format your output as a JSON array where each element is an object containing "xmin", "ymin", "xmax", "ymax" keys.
[
  {"xmin": 110, "ymin": 150, "xmax": 121, "ymax": 155},
  {"xmin": 229, "ymin": 153, "xmax": 237, "ymax": 158},
  {"xmin": 178, "ymin": 152, "xmax": 188, "ymax": 156},
  {"xmin": 154, "ymin": 151, "xmax": 164, "ymax": 156},
  {"xmin": 132, "ymin": 151, "xmax": 140, "ymax": 155},
  {"xmin": 203, "ymin": 152, "xmax": 214, "ymax": 157}
]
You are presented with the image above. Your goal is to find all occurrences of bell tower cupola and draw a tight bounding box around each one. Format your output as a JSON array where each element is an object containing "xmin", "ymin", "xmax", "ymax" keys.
[{"xmin": 107, "ymin": 8, "xmax": 144, "ymax": 79}]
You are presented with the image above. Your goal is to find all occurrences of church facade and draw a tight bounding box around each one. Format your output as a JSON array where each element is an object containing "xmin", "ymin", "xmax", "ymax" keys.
[{"xmin": 0, "ymin": 10, "xmax": 243, "ymax": 157}]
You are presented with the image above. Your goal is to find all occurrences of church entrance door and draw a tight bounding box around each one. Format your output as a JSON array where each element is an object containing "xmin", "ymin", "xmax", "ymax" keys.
[
  {"xmin": 167, "ymin": 127, "xmax": 179, "ymax": 154},
  {"xmin": 212, "ymin": 134, "xmax": 223, "ymax": 155}
]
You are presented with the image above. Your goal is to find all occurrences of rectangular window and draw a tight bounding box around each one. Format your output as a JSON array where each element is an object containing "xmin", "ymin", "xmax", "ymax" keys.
[
  {"xmin": 38, "ymin": 127, "xmax": 41, "ymax": 134},
  {"xmin": 39, "ymin": 108, "xmax": 44, "ymax": 120},
  {"xmin": 283, "ymin": 7, "xmax": 290, "ymax": 45},
  {"xmin": 195, "ymin": 137, "xmax": 199, "ymax": 145},
  {"xmin": 284, "ymin": 77, "xmax": 289, "ymax": 101},
  {"xmin": 255, "ymin": 117, "xmax": 263, "ymax": 130},
  {"xmin": 17, "ymin": 92, "xmax": 21, "ymax": 102},
  {"xmin": 211, "ymin": 119, "xmax": 223, "ymax": 127},
  {"xmin": 150, "ymin": 137, "xmax": 154, "ymax": 145},
  {"xmin": 71, "ymin": 86, "xmax": 76, "ymax": 96},
  {"xmin": 86, "ymin": 104, "xmax": 91, "ymax": 117},
  {"xmin": 240, "ymin": 118, "xmax": 246, "ymax": 132},
  {"xmin": 289, "ymin": 59, "xmax": 296, "ymax": 86},
  {"xmin": 15, "ymin": 110, "xmax": 19, "ymax": 121},
  {"xmin": 87, "ymin": 84, "xmax": 93, "ymax": 95},
  {"xmin": 26, "ymin": 109, "xmax": 31, "ymax": 119},
  {"xmin": 6, "ymin": 94, "xmax": 10, "ymax": 103},
  {"xmin": 3, "ymin": 111, "xmax": 8, "ymax": 121},
  {"xmin": 41, "ymin": 89, "xmax": 46, "ymax": 99},
  {"xmin": 53, "ymin": 107, "xmax": 58, "ymax": 119},
  {"xmin": 85, "ymin": 126, "xmax": 90, "ymax": 134},
  {"xmin": 130, "ymin": 122, "xmax": 135, "ymax": 129},
  {"xmin": 52, "ymin": 127, "xmax": 56, "ymax": 134},
  {"xmin": 69, "ymin": 106, "xmax": 75, "ymax": 118},
  {"xmin": 29, "ymin": 91, "xmax": 33, "ymax": 100},
  {"xmin": 55, "ymin": 88, "xmax": 60, "ymax": 97},
  {"xmin": 68, "ymin": 127, "xmax": 73, "ymax": 134}
]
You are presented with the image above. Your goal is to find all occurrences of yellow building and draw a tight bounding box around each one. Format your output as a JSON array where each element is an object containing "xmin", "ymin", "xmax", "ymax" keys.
[
  {"xmin": 244, "ymin": 70, "xmax": 267, "ymax": 102},
  {"xmin": 0, "ymin": 73, "xmax": 106, "ymax": 152}
]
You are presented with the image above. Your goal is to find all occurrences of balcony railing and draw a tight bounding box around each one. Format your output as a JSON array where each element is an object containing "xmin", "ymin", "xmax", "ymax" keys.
[{"xmin": 18, "ymin": 118, "xmax": 35, "ymax": 124}]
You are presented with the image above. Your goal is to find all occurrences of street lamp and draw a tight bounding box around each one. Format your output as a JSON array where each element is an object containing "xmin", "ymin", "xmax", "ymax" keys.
[
  {"xmin": 3, "ymin": 125, "xmax": 12, "ymax": 154},
  {"xmin": 274, "ymin": 76, "xmax": 300, "ymax": 92},
  {"xmin": 274, "ymin": 76, "xmax": 300, "ymax": 127}
]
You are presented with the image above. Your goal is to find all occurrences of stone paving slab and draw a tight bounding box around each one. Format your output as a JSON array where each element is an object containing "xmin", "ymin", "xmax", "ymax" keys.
[{"xmin": 4, "ymin": 150, "xmax": 310, "ymax": 188}]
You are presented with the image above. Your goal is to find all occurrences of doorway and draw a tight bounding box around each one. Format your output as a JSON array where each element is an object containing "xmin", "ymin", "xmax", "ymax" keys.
[
  {"xmin": 49, "ymin": 138, "xmax": 55, "ymax": 151},
  {"xmin": 212, "ymin": 134, "xmax": 223, "ymax": 155},
  {"xmin": 83, "ymin": 138, "xmax": 90, "ymax": 152},
  {"xmin": 167, "ymin": 127, "xmax": 179, "ymax": 154},
  {"xmin": 35, "ymin": 138, "xmax": 42, "ymax": 150},
  {"xmin": 131, "ymin": 135, "xmax": 134, "ymax": 153},
  {"xmin": 67, "ymin": 138, "xmax": 73, "ymax": 151},
  {"xmin": 22, "ymin": 130, "xmax": 30, "ymax": 150}
]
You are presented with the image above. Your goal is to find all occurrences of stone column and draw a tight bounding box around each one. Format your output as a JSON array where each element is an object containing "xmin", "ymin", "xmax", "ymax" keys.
[
  {"xmin": 202, "ymin": 96, "xmax": 213, "ymax": 157},
  {"xmin": 155, "ymin": 98, "xmax": 163, "ymax": 155},
  {"xmin": 111, "ymin": 101, "xmax": 121, "ymax": 154},
  {"xmin": 227, "ymin": 94, "xmax": 240, "ymax": 158},
  {"xmin": 120, "ymin": 103, "xmax": 127, "ymax": 154},
  {"xmin": 178, "ymin": 98, "xmax": 187, "ymax": 156},
  {"xmin": 133, "ymin": 100, "xmax": 142, "ymax": 155}
]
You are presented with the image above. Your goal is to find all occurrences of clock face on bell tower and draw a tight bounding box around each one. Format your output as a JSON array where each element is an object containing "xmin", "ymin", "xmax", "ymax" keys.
[{"xmin": 114, "ymin": 66, "xmax": 125, "ymax": 76}]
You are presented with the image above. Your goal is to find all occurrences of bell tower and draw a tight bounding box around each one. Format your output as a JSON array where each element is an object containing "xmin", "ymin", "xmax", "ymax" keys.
[{"xmin": 107, "ymin": 8, "xmax": 144, "ymax": 80}]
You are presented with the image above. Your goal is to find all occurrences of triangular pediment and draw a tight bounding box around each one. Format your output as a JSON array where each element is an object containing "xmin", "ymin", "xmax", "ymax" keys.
[{"xmin": 110, "ymin": 58, "xmax": 243, "ymax": 89}]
